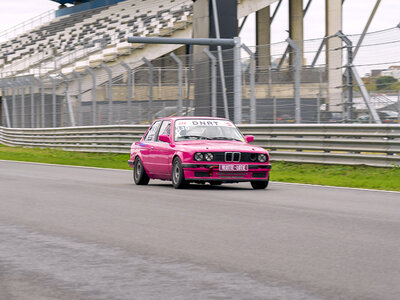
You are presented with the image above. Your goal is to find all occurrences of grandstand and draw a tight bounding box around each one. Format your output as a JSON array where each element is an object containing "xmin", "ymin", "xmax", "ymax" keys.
[{"xmin": 0, "ymin": 0, "xmax": 194, "ymax": 77}]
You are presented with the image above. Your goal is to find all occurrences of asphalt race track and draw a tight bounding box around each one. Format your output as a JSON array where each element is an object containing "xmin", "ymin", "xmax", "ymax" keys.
[{"xmin": 0, "ymin": 160, "xmax": 399, "ymax": 300}]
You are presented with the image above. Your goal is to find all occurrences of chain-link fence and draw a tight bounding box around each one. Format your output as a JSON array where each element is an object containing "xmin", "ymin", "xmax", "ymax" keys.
[{"xmin": 1, "ymin": 26, "xmax": 400, "ymax": 128}]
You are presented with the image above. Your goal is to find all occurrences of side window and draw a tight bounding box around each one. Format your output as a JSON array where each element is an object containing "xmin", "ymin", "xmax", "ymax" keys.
[
  {"xmin": 144, "ymin": 121, "xmax": 161, "ymax": 142},
  {"xmin": 158, "ymin": 121, "xmax": 171, "ymax": 141}
]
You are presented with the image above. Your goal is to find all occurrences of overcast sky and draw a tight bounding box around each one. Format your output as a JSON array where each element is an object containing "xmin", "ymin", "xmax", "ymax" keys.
[{"xmin": 0, "ymin": 0, "xmax": 398, "ymax": 43}]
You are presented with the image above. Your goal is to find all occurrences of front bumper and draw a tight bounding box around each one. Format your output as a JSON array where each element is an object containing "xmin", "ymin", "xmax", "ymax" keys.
[{"xmin": 182, "ymin": 163, "xmax": 271, "ymax": 182}]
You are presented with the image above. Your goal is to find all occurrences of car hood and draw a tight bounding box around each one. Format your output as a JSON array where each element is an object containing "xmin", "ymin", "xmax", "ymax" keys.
[{"xmin": 174, "ymin": 140, "xmax": 267, "ymax": 153}]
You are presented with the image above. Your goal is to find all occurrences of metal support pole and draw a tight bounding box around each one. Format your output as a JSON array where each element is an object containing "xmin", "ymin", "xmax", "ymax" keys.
[
  {"xmin": 100, "ymin": 62, "xmax": 113, "ymax": 125},
  {"xmin": 241, "ymin": 44, "xmax": 255, "ymax": 124},
  {"xmin": 20, "ymin": 83, "xmax": 25, "ymax": 128},
  {"xmin": 26, "ymin": 78, "xmax": 35, "ymax": 128},
  {"xmin": 59, "ymin": 73, "xmax": 76, "ymax": 127},
  {"xmin": 336, "ymin": 31, "xmax": 354, "ymax": 121},
  {"xmin": 311, "ymin": 37, "xmax": 326, "ymax": 67},
  {"xmin": 317, "ymin": 93, "xmax": 321, "ymax": 124},
  {"xmin": 72, "ymin": 71, "xmax": 82, "ymax": 126},
  {"xmin": 397, "ymin": 90, "xmax": 400, "ymax": 124},
  {"xmin": 85, "ymin": 67, "xmax": 97, "ymax": 126},
  {"xmin": 270, "ymin": 0, "xmax": 282, "ymax": 24},
  {"xmin": 353, "ymin": 0, "xmax": 381, "ymax": 59},
  {"xmin": 286, "ymin": 38, "xmax": 301, "ymax": 123},
  {"xmin": 268, "ymin": 66, "xmax": 272, "ymax": 98},
  {"xmin": 34, "ymin": 77, "xmax": 45, "ymax": 128},
  {"xmin": 273, "ymin": 97, "xmax": 277, "ymax": 124},
  {"xmin": 211, "ymin": 0, "xmax": 230, "ymax": 119},
  {"xmin": 238, "ymin": 16, "xmax": 248, "ymax": 34},
  {"xmin": 158, "ymin": 67, "xmax": 162, "ymax": 100},
  {"xmin": 170, "ymin": 53, "xmax": 183, "ymax": 116},
  {"xmin": 128, "ymin": 37, "xmax": 235, "ymax": 47},
  {"xmin": 317, "ymin": 68, "xmax": 322, "ymax": 124},
  {"xmin": 303, "ymin": 0, "xmax": 313, "ymax": 15},
  {"xmin": 11, "ymin": 82, "xmax": 16, "ymax": 128},
  {"xmin": 142, "ymin": 57, "xmax": 153, "ymax": 123},
  {"xmin": 233, "ymin": 37, "xmax": 242, "ymax": 124},
  {"xmin": 203, "ymin": 49, "xmax": 217, "ymax": 117},
  {"xmin": 350, "ymin": 65, "xmax": 381, "ymax": 124},
  {"xmin": 1, "ymin": 93, "xmax": 11, "ymax": 127},
  {"xmin": 46, "ymin": 74, "xmax": 57, "ymax": 127},
  {"xmin": 276, "ymin": 46, "xmax": 289, "ymax": 71},
  {"xmin": 120, "ymin": 61, "xmax": 132, "ymax": 123}
]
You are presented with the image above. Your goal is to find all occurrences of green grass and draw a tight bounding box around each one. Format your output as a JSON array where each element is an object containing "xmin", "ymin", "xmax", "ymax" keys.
[
  {"xmin": 271, "ymin": 161, "xmax": 400, "ymax": 191},
  {"xmin": 1, "ymin": 144, "xmax": 399, "ymax": 191},
  {"xmin": 0, "ymin": 144, "xmax": 131, "ymax": 170}
]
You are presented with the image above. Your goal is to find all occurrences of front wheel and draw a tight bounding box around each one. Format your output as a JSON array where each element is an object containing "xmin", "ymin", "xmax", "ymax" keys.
[
  {"xmin": 251, "ymin": 180, "xmax": 269, "ymax": 190},
  {"xmin": 172, "ymin": 157, "xmax": 188, "ymax": 189},
  {"xmin": 133, "ymin": 157, "xmax": 150, "ymax": 185}
]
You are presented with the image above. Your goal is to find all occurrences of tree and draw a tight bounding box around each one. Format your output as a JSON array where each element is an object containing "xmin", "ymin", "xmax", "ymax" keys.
[{"xmin": 375, "ymin": 76, "xmax": 398, "ymax": 90}]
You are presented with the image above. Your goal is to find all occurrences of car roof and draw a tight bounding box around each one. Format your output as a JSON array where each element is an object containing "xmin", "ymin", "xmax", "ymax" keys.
[{"xmin": 156, "ymin": 116, "xmax": 229, "ymax": 122}]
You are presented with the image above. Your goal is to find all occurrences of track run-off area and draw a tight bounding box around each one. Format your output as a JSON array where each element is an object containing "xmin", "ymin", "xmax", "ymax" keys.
[{"xmin": 0, "ymin": 160, "xmax": 399, "ymax": 300}]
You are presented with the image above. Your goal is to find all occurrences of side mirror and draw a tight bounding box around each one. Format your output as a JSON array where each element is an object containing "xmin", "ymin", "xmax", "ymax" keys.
[
  {"xmin": 159, "ymin": 134, "xmax": 171, "ymax": 143},
  {"xmin": 245, "ymin": 135, "xmax": 254, "ymax": 143}
]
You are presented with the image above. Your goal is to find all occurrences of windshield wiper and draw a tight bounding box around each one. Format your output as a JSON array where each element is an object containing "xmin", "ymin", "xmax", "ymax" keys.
[
  {"xmin": 210, "ymin": 137, "xmax": 242, "ymax": 141},
  {"xmin": 178, "ymin": 135, "xmax": 212, "ymax": 140}
]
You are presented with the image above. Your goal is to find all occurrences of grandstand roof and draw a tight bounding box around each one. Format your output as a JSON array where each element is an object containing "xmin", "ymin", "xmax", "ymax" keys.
[{"xmin": 50, "ymin": 0, "xmax": 91, "ymax": 5}]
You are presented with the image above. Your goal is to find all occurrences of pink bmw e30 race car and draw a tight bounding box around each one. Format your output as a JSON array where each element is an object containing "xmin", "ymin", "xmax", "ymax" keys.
[{"xmin": 128, "ymin": 117, "xmax": 271, "ymax": 189}]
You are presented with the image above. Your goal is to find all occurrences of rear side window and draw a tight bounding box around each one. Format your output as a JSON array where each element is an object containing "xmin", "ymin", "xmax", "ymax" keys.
[{"xmin": 144, "ymin": 121, "xmax": 161, "ymax": 142}]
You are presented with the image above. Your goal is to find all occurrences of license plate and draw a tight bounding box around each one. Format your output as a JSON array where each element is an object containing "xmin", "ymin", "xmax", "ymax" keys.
[{"xmin": 219, "ymin": 164, "xmax": 248, "ymax": 172}]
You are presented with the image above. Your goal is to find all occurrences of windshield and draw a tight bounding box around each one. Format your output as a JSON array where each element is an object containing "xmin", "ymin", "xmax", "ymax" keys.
[{"xmin": 174, "ymin": 119, "xmax": 244, "ymax": 142}]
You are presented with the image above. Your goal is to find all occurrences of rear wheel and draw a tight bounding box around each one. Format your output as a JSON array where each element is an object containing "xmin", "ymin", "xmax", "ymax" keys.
[
  {"xmin": 133, "ymin": 157, "xmax": 150, "ymax": 185},
  {"xmin": 251, "ymin": 180, "xmax": 269, "ymax": 190},
  {"xmin": 172, "ymin": 157, "xmax": 188, "ymax": 189}
]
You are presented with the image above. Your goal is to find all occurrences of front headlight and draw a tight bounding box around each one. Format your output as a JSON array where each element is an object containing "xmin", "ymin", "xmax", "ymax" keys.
[
  {"xmin": 205, "ymin": 152, "xmax": 214, "ymax": 161},
  {"xmin": 258, "ymin": 153, "xmax": 267, "ymax": 163},
  {"xmin": 194, "ymin": 152, "xmax": 204, "ymax": 161}
]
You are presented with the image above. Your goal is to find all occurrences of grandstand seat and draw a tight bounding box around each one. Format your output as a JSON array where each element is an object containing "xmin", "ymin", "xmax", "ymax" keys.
[{"xmin": 1, "ymin": 0, "xmax": 193, "ymax": 76}]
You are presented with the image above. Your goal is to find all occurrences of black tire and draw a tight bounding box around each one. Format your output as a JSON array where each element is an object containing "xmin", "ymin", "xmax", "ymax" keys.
[
  {"xmin": 251, "ymin": 180, "xmax": 269, "ymax": 190},
  {"xmin": 133, "ymin": 157, "xmax": 150, "ymax": 185},
  {"xmin": 172, "ymin": 157, "xmax": 188, "ymax": 189}
]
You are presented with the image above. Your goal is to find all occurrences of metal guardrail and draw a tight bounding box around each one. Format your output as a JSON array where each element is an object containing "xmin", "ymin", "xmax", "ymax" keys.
[{"xmin": 1, "ymin": 124, "xmax": 400, "ymax": 167}]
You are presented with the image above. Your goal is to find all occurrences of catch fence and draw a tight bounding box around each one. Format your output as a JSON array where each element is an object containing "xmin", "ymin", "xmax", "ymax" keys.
[{"xmin": 1, "ymin": 26, "xmax": 400, "ymax": 128}]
